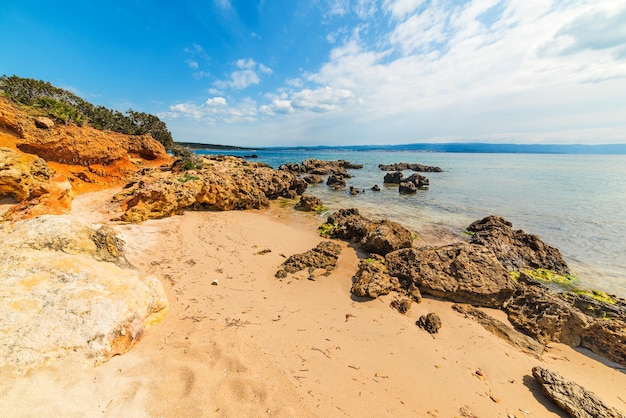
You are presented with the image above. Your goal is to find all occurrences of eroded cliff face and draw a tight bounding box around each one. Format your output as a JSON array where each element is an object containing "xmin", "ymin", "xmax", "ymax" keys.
[
  {"xmin": 0, "ymin": 97, "xmax": 172, "ymax": 372},
  {"xmin": 0, "ymin": 97, "xmax": 171, "ymax": 220}
]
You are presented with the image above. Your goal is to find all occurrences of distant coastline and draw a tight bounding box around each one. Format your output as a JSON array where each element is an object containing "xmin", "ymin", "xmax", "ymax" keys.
[{"xmin": 179, "ymin": 142, "xmax": 626, "ymax": 154}]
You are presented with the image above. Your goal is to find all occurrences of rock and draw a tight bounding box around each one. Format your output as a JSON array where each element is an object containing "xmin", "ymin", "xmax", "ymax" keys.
[
  {"xmin": 378, "ymin": 163, "xmax": 443, "ymax": 172},
  {"xmin": 326, "ymin": 208, "xmax": 414, "ymax": 255},
  {"xmin": 349, "ymin": 186, "xmax": 364, "ymax": 196},
  {"xmin": 532, "ymin": 366, "xmax": 625, "ymax": 418},
  {"xmin": 399, "ymin": 181, "xmax": 417, "ymax": 194},
  {"xmin": 404, "ymin": 173, "xmax": 429, "ymax": 188},
  {"xmin": 504, "ymin": 276, "xmax": 590, "ymax": 346},
  {"xmin": 275, "ymin": 241, "xmax": 342, "ymax": 279},
  {"xmin": 0, "ymin": 147, "xmax": 52, "ymax": 202},
  {"xmin": 386, "ymin": 243, "xmax": 516, "ymax": 308},
  {"xmin": 391, "ymin": 297, "xmax": 412, "ymax": 314},
  {"xmin": 506, "ymin": 276, "xmax": 626, "ymax": 366},
  {"xmin": 326, "ymin": 173, "xmax": 346, "ymax": 189},
  {"xmin": 303, "ymin": 174, "xmax": 323, "ymax": 184},
  {"xmin": 115, "ymin": 156, "xmax": 307, "ymax": 222},
  {"xmin": 467, "ymin": 215, "xmax": 569, "ymax": 274},
  {"xmin": 371, "ymin": 184, "xmax": 380, "ymax": 191},
  {"xmin": 34, "ymin": 116, "xmax": 55, "ymax": 129},
  {"xmin": 351, "ymin": 255, "xmax": 400, "ymax": 298},
  {"xmin": 383, "ymin": 171, "xmax": 403, "ymax": 184},
  {"xmin": 295, "ymin": 195, "xmax": 323, "ymax": 212},
  {"xmin": 417, "ymin": 313, "xmax": 442, "ymax": 334},
  {"xmin": 0, "ymin": 216, "xmax": 167, "ymax": 371},
  {"xmin": 452, "ymin": 304, "xmax": 545, "ymax": 358}
]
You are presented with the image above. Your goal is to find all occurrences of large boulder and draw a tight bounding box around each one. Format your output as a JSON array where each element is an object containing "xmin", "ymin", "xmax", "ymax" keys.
[
  {"xmin": 295, "ymin": 195, "xmax": 323, "ymax": 212},
  {"xmin": 532, "ymin": 366, "xmax": 625, "ymax": 418},
  {"xmin": 0, "ymin": 215, "xmax": 167, "ymax": 371},
  {"xmin": 325, "ymin": 208, "xmax": 413, "ymax": 255},
  {"xmin": 505, "ymin": 275, "xmax": 626, "ymax": 366},
  {"xmin": 467, "ymin": 215, "xmax": 569, "ymax": 274},
  {"xmin": 0, "ymin": 147, "xmax": 52, "ymax": 202},
  {"xmin": 386, "ymin": 243, "xmax": 516, "ymax": 308}
]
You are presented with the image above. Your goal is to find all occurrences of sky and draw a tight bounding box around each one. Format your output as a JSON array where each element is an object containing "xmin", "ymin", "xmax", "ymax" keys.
[{"xmin": 1, "ymin": 0, "xmax": 626, "ymax": 147}]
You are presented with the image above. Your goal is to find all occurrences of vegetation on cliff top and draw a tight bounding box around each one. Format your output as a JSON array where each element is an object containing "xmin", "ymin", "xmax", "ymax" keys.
[{"xmin": 0, "ymin": 75, "xmax": 174, "ymax": 149}]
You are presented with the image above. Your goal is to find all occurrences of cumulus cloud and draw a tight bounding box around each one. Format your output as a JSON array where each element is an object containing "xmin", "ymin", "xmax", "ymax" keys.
[
  {"xmin": 165, "ymin": 0, "xmax": 626, "ymax": 146},
  {"xmin": 206, "ymin": 97, "xmax": 227, "ymax": 106},
  {"xmin": 213, "ymin": 58, "xmax": 272, "ymax": 90}
]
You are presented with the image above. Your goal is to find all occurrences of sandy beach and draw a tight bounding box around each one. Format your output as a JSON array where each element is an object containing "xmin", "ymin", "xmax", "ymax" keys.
[{"xmin": 1, "ymin": 190, "xmax": 625, "ymax": 417}]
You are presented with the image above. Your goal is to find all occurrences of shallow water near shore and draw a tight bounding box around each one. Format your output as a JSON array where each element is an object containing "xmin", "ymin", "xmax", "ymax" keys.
[{"xmin": 198, "ymin": 149, "xmax": 626, "ymax": 298}]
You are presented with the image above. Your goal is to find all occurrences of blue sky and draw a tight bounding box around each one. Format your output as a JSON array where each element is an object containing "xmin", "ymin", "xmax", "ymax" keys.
[{"xmin": 1, "ymin": 0, "xmax": 625, "ymax": 147}]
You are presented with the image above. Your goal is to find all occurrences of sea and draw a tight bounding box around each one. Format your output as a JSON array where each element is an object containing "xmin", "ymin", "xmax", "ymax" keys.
[{"xmin": 196, "ymin": 148, "xmax": 626, "ymax": 298}]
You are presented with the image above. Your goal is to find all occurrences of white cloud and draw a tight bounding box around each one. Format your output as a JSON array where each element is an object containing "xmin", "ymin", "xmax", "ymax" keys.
[
  {"xmin": 213, "ymin": 58, "xmax": 272, "ymax": 90},
  {"xmin": 292, "ymin": 86, "xmax": 356, "ymax": 112},
  {"xmin": 165, "ymin": 1, "xmax": 626, "ymax": 146},
  {"xmin": 186, "ymin": 60, "xmax": 199, "ymax": 69},
  {"xmin": 215, "ymin": 0, "xmax": 231, "ymax": 10},
  {"xmin": 206, "ymin": 97, "xmax": 227, "ymax": 106}
]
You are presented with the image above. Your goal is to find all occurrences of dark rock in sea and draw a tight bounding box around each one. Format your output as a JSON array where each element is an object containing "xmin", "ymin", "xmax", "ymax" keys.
[
  {"xmin": 327, "ymin": 173, "xmax": 346, "ymax": 189},
  {"xmin": 378, "ymin": 163, "xmax": 443, "ymax": 172},
  {"xmin": 371, "ymin": 184, "xmax": 380, "ymax": 192},
  {"xmin": 351, "ymin": 255, "xmax": 400, "ymax": 298},
  {"xmin": 275, "ymin": 241, "xmax": 342, "ymax": 279},
  {"xmin": 386, "ymin": 243, "xmax": 516, "ymax": 308},
  {"xmin": 349, "ymin": 186, "xmax": 365, "ymax": 196},
  {"xmin": 383, "ymin": 171, "xmax": 403, "ymax": 184},
  {"xmin": 417, "ymin": 313, "xmax": 442, "ymax": 334},
  {"xmin": 303, "ymin": 174, "xmax": 323, "ymax": 184},
  {"xmin": 532, "ymin": 366, "xmax": 625, "ymax": 418},
  {"xmin": 279, "ymin": 162, "xmax": 305, "ymax": 173},
  {"xmin": 244, "ymin": 154, "xmax": 258, "ymax": 158},
  {"xmin": 295, "ymin": 195, "xmax": 323, "ymax": 212},
  {"xmin": 325, "ymin": 208, "xmax": 414, "ymax": 256},
  {"xmin": 399, "ymin": 181, "xmax": 417, "ymax": 194},
  {"xmin": 300, "ymin": 158, "xmax": 362, "ymax": 175},
  {"xmin": 467, "ymin": 215, "xmax": 569, "ymax": 274},
  {"xmin": 452, "ymin": 304, "xmax": 544, "ymax": 357}
]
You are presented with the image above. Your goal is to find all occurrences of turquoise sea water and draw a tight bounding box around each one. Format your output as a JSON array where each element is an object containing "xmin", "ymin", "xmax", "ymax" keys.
[{"xmin": 198, "ymin": 149, "xmax": 626, "ymax": 298}]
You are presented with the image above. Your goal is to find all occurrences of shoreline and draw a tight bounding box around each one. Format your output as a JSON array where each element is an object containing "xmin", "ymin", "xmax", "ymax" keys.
[{"xmin": 2, "ymin": 192, "xmax": 625, "ymax": 417}]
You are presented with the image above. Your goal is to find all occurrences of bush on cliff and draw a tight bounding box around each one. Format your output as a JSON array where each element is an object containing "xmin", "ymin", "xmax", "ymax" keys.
[{"xmin": 0, "ymin": 75, "xmax": 174, "ymax": 149}]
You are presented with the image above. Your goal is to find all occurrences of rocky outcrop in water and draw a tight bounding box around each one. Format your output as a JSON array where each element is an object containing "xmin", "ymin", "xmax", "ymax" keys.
[
  {"xmin": 115, "ymin": 155, "xmax": 307, "ymax": 222},
  {"xmin": 467, "ymin": 215, "xmax": 569, "ymax": 274},
  {"xmin": 279, "ymin": 158, "xmax": 362, "ymax": 176},
  {"xmin": 399, "ymin": 173, "xmax": 429, "ymax": 194},
  {"xmin": 275, "ymin": 241, "xmax": 342, "ymax": 280},
  {"xmin": 532, "ymin": 366, "xmax": 625, "ymax": 418},
  {"xmin": 325, "ymin": 208, "xmax": 414, "ymax": 255},
  {"xmin": 0, "ymin": 215, "xmax": 167, "ymax": 371},
  {"xmin": 378, "ymin": 163, "xmax": 443, "ymax": 172},
  {"xmin": 295, "ymin": 195, "xmax": 324, "ymax": 212}
]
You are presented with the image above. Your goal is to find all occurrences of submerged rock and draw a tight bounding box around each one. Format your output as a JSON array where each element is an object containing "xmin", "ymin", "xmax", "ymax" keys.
[
  {"xmin": 0, "ymin": 216, "xmax": 167, "ymax": 371},
  {"xmin": 532, "ymin": 366, "xmax": 625, "ymax": 418}
]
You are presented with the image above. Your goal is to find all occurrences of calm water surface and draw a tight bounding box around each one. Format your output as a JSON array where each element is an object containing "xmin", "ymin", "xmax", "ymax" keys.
[{"xmin": 199, "ymin": 150, "xmax": 626, "ymax": 297}]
